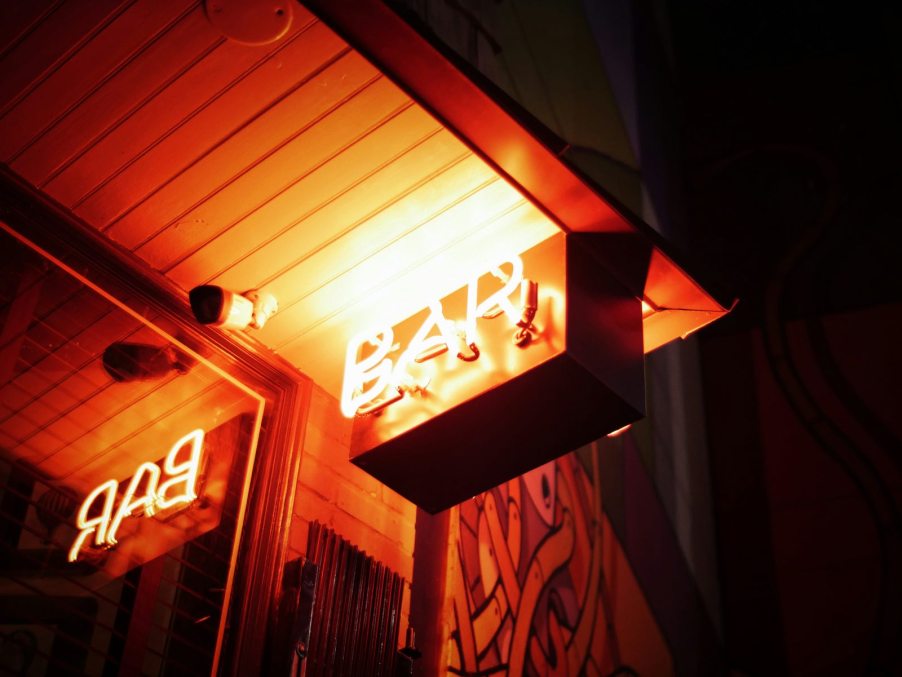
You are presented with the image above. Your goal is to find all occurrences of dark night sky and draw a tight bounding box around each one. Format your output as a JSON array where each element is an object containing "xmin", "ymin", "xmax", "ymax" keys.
[
  {"xmin": 665, "ymin": 3, "xmax": 902, "ymax": 672},
  {"xmin": 668, "ymin": 0, "xmax": 902, "ymax": 328}
]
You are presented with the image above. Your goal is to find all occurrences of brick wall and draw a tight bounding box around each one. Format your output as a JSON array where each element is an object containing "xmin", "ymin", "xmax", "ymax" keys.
[{"xmin": 286, "ymin": 383, "xmax": 417, "ymax": 638}]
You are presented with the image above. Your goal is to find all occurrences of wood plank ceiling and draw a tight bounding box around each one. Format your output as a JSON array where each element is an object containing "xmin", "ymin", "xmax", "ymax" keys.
[
  {"xmin": 0, "ymin": 0, "xmax": 560, "ymax": 397},
  {"xmin": 0, "ymin": 227, "xmax": 257, "ymax": 492}
]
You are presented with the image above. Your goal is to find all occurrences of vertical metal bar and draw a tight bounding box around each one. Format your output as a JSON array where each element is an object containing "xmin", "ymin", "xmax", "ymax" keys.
[
  {"xmin": 306, "ymin": 523, "xmax": 328, "ymax": 677},
  {"xmin": 326, "ymin": 536, "xmax": 349, "ymax": 670},
  {"xmin": 372, "ymin": 564, "xmax": 390, "ymax": 676},
  {"xmin": 349, "ymin": 555, "xmax": 372, "ymax": 677},
  {"xmin": 392, "ymin": 573, "xmax": 405, "ymax": 672},
  {"xmin": 360, "ymin": 562, "xmax": 380, "ymax": 676},
  {"xmin": 301, "ymin": 523, "xmax": 409, "ymax": 677},
  {"xmin": 309, "ymin": 526, "xmax": 326, "ymax": 677},
  {"xmin": 307, "ymin": 522, "xmax": 321, "ymax": 562},
  {"xmin": 319, "ymin": 529, "xmax": 341, "ymax": 677},
  {"xmin": 335, "ymin": 546, "xmax": 360, "ymax": 675},
  {"xmin": 292, "ymin": 559, "xmax": 318, "ymax": 677},
  {"xmin": 383, "ymin": 573, "xmax": 403, "ymax": 676},
  {"xmin": 375, "ymin": 572, "xmax": 398, "ymax": 677},
  {"xmin": 310, "ymin": 529, "xmax": 337, "ymax": 677},
  {"xmin": 300, "ymin": 524, "xmax": 322, "ymax": 677},
  {"xmin": 349, "ymin": 549, "xmax": 367, "ymax": 672}
]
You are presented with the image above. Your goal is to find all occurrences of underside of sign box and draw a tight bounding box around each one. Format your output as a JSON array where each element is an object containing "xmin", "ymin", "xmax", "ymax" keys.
[{"xmin": 348, "ymin": 233, "xmax": 645, "ymax": 513}]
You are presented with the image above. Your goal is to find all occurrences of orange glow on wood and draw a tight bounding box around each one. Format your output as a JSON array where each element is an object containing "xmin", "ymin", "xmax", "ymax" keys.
[{"xmin": 0, "ymin": 0, "xmax": 729, "ymax": 417}]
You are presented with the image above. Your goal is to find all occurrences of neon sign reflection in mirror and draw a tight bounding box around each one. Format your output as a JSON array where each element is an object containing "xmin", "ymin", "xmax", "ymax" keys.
[
  {"xmin": 68, "ymin": 428, "xmax": 205, "ymax": 563},
  {"xmin": 340, "ymin": 255, "xmax": 535, "ymax": 418}
]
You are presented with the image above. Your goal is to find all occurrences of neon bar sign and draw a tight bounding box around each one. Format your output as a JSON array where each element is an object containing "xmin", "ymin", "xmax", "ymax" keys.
[
  {"xmin": 341, "ymin": 255, "xmax": 538, "ymax": 418},
  {"xmin": 68, "ymin": 429, "xmax": 204, "ymax": 563}
]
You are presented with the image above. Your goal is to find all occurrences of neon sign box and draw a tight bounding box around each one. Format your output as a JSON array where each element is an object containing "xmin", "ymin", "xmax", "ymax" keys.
[{"xmin": 345, "ymin": 233, "xmax": 645, "ymax": 513}]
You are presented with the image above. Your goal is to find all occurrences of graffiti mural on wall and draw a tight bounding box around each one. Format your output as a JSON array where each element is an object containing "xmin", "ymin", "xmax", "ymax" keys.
[{"xmin": 447, "ymin": 445, "xmax": 667, "ymax": 676}]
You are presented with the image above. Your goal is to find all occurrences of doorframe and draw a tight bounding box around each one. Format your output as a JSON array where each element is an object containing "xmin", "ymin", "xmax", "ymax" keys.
[{"xmin": 0, "ymin": 166, "xmax": 312, "ymax": 676}]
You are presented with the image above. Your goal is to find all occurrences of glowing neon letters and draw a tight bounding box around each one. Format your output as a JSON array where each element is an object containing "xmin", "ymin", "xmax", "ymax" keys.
[
  {"xmin": 68, "ymin": 429, "xmax": 204, "ymax": 563},
  {"xmin": 341, "ymin": 255, "xmax": 526, "ymax": 418}
]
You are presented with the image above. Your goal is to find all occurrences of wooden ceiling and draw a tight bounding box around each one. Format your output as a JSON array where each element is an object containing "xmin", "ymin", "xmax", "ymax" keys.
[
  {"xmin": 0, "ymin": 0, "xmax": 560, "ymax": 397},
  {"xmin": 1, "ymin": 0, "xmax": 731, "ymax": 403},
  {"xmin": 0, "ymin": 225, "xmax": 258, "ymax": 493}
]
